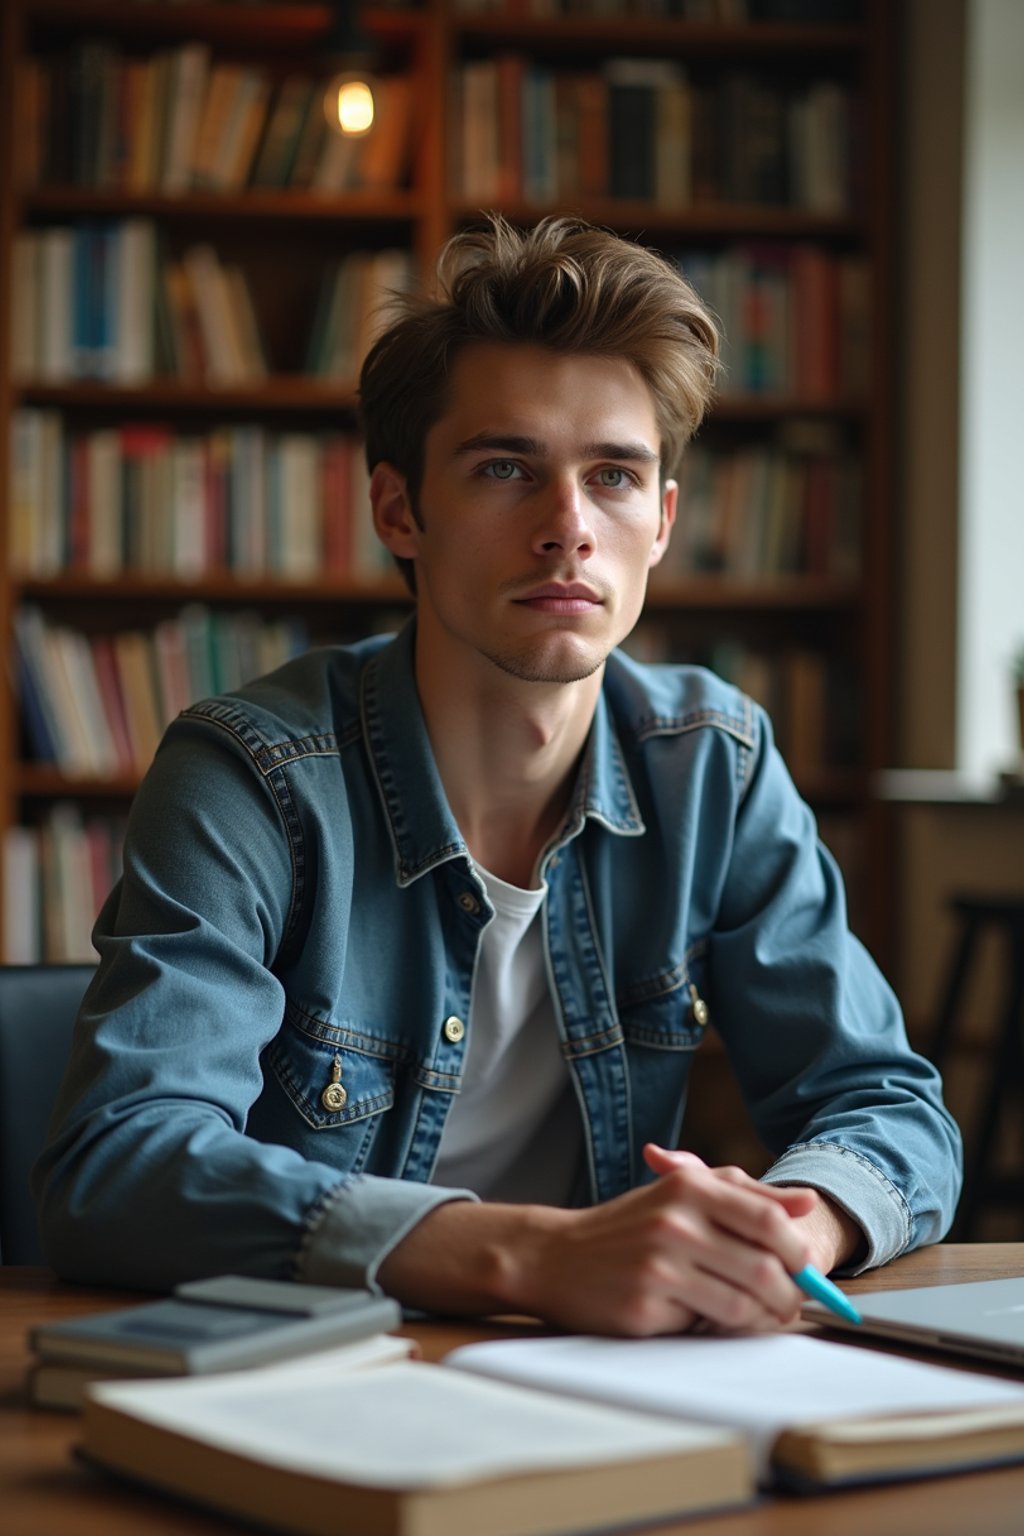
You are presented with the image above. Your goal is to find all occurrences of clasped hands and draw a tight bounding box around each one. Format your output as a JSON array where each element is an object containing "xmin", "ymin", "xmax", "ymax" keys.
[{"xmin": 377, "ymin": 1143, "xmax": 861, "ymax": 1338}]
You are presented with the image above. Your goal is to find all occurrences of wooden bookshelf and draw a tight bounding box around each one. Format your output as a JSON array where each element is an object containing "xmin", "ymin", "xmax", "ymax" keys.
[{"xmin": 0, "ymin": 0, "xmax": 896, "ymax": 967}]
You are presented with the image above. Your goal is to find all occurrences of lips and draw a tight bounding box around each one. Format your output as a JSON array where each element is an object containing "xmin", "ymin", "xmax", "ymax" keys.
[{"xmin": 515, "ymin": 583, "xmax": 603, "ymax": 603}]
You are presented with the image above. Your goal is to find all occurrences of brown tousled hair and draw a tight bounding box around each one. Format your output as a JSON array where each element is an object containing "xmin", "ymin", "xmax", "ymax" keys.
[{"xmin": 358, "ymin": 214, "xmax": 720, "ymax": 592}]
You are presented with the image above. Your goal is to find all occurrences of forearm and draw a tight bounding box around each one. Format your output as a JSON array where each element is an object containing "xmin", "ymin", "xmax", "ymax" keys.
[{"xmin": 375, "ymin": 1198, "xmax": 569, "ymax": 1318}]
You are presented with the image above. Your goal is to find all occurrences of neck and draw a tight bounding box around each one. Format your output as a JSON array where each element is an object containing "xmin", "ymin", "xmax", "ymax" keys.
[{"xmin": 414, "ymin": 641, "xmax": 601, "ymax": 888}]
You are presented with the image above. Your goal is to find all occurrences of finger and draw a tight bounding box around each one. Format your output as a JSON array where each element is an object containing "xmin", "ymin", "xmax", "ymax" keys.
[
  {"xmin": 677, "ymin": 1261, "xmax": 796, "ymax": 1333},
  {"xmin": 651, "ymin": 1149, "xmax": 818, "ymax": 1231},
  {"xmin": 664, "ymin": 1165, "xmax": 812, "ymax": 1276},
  {"xmin": 710, "ymin": 1164, "xmax": 816, "ymax": 1208},
  {"xmin": 716, "ymin": 1167, "xmax": 819, "ymax": 1219},
  {"xmin": 643, "ymin": 1143, "xmax": 703, "ymax": 1177},
  {"xmin": 644, "ymin": 1147, "xmax": 816, "ymax": 1221}
]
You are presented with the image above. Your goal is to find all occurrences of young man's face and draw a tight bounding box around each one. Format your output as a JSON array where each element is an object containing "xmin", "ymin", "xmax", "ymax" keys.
[{"xmin": 373, "ymin": 342, "xmax": 676, "ymax": 688}]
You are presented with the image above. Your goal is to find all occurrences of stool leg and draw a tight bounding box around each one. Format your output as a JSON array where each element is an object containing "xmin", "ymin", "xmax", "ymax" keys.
[
  {"xmin": 957, "ymin": 925, "xmax": 1024, "ymax": 1240},
  {"xmin": 929, "ymin": 912, "xmax": 980, "ymax": 1072}
]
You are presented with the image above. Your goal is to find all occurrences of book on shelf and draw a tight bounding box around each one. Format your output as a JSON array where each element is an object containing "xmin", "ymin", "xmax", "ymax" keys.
[
  {"xmin": 13, "ymin": 218, "xmax": 417, "ymax": 387},
  {"xmin": 452, "ymin": 52, "xmax": 851, "ymax": 210},
  {"xmin": 2, "ymin": 803, "xmax": 127, "ymax": 965},
  {"xmin": 305, "ymin": 248, "xmax": 416, "ymax": 380},
  {"xmin": 250, "ymin": 74, "xmax": 316, "ymax": 189},
  {"xmin": 28, "ymin": 1275, "xmax": 405, "ymax": 1411},
  {"xmin": 13, "ymin": 604, "xmax": 311, "ymax": 780},
  {"xmin": 9, "ymin": 413, "xmax": 384, "ymax": 583},
  {"xmin": 24, "ymin": 44, "xmax": 414, "ymax": 197},
  {"xmin": 75, "ymin": 1348, "xmax": 750, "ymax": 1536},
  {"xmin": 652, "ymin": 435, "xmax": 861, "ymax": 582},
  {"xmin": 676, "ymin": 244, "xmax": 869, "ymax": 400},
  {"xmin": 162, "ymin": 42, "xmax": 211, "ymax": 193},
  {"xmin": 446, "ymin": 1331, "xmax": 1024, "ymax": 1491},
  {"xmin": 605, "ymin": 59, "xmax": 691, "ymax": 207},
  {"xmin": 2, "ymin": 825, "xmax": 41, "ymax": 966}
]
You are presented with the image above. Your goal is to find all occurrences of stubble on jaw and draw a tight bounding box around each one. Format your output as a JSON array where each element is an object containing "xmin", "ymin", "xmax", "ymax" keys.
[{"xmin": 478, "ymin": 644, "xmax": 607, "ymax": 686}]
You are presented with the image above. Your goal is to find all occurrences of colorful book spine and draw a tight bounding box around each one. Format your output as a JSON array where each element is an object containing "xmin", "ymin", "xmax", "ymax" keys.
[
  {"xmin": 2, "ymin": 807, "xmax": 128, "ymax": 964},
  {"xmin": 13, "ymin": 604, "xmax": 311, "ymax": 783},
  {"xmin": 7, "ymin": 416, "xmax": 385, "ymax": 583},
  {"xmin": 26, "ymin": 46, "xmax": 415, "ymax": 197}
]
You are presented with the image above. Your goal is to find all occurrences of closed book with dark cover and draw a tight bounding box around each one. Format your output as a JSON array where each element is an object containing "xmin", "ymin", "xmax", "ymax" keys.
[{"xmin": 29, "ymin": 1275, "xmax": 400, "ymax": 1375}]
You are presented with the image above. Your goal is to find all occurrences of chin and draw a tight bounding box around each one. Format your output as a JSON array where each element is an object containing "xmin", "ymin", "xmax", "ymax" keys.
[{"xmin": 484, "ymin": 637, "xmax": 609, "ymax": 686}]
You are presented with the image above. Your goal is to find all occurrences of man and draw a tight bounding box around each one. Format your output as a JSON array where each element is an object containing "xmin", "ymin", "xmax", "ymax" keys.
[{"xmin": 35, "ymin": 217, "xmax": 961, "ymax": 1336}]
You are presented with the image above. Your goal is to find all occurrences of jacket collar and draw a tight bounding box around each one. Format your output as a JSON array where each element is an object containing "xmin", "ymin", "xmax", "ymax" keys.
[{"xmin": 361, "ymin": 621, "xmax": 645, "ymax": 888}]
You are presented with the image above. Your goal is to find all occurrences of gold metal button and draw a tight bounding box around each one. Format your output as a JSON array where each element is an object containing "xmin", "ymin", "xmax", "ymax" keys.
[
  {"xmin": 443, "ymin": 1016, "xmax": 466, "ymax": 1043},
  {"xmin": 320, "ymin": 1054, "xmax": 348, "ymax": 1112},
  {"xmin": 689, "ymin": 985, "xmax": 709, "ymax": 1028},
  {"xmin": 457, "ymin": 892, "xmax": 480, "ymax": 914}
]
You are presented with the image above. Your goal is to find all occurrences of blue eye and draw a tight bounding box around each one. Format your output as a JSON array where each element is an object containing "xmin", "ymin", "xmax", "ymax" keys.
[
  {"xmin": 595, "ymin": 467, "xmax": 630, "ymax": 488},
  {"xmin": 484, "ymin": 460, "xmax": 521, "ymax": 480}
]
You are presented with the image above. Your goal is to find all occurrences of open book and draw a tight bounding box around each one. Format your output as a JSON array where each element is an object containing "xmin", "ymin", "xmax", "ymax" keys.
[
  {"xmin": 78, "ymin": 1347, "xmax": 751, "ymax": 1536},
  {"xmin": 446, "ymin": 1331, "xmax": 1024, "ymax": 1490}
]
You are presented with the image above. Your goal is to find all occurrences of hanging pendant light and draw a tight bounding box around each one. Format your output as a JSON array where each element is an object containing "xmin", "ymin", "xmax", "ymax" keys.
[{"xmin": 323, "ymin": 1, "xmax": 377, "ymax": 138}]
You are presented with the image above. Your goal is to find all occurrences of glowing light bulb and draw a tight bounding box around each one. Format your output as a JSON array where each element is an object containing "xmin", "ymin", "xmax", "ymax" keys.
[{"xmin": 326, "ymin": 75, "xmax": 375, "ymax": 137}]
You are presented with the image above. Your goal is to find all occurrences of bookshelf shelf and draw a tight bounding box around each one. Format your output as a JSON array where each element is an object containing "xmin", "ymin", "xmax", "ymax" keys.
[
  {"xmin": 711, "ymin": 396, "xmax": 866, "ymax": 423},
  {"xmin": 14, "ymin": 573, "xmax": 856, "ymax": 613},
  {"xmin": 452, "ymin": 17, "xmax": 865, "ymax": 58},
  {"xmin": 15, "ymin": 765, "xmax": 142, "ymax": 800},
  {"xmin": 0, "ymin": 0, "xmax": 897, "ymax": 968},
  {"xmin": 26, "ymin": 1, "xmax": 425, "ymax": 49},
  {"xmin": 14, "ymin": 573, "xmax": 411, "ymax": 606},
  {"xmin": 19, "ymin": 188, "xmax": 425, "ymax": 225},
  {"xmin": 644, "ymin": 577, "xmax": 861, "ymax": 612},
  {"xmin": 15, "ymin": 383, "xmax": 865, "ymax": 422},
  {"xmin": 17, "ymin": 379, "xmax": 363, "ymax": 413},
  {"xmin": 449, "ymin": 200, "xmax": 864, "ymax": 243}
]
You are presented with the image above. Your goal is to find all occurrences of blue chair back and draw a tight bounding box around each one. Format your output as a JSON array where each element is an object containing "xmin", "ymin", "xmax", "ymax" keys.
[{"xmin": 0, "ymin": 964, "xmax": 94, "ymax": 1263}]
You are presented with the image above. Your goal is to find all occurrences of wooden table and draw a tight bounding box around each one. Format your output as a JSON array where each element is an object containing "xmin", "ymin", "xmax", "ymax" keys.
[{"xmin": 3, "ymin": 1245, "xmax": 1024, "ymax": 1535}]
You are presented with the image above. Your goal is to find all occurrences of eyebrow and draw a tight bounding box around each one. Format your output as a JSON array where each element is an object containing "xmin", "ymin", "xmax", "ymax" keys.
[{"xmin": 454, "ymin": 432, "xmax": 660, "ymax": 464}]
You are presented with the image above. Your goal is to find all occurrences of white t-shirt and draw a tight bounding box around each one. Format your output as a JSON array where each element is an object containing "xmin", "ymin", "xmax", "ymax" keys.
[{"xmin": 431, "ymin": 861, "xmax": 582, "ymax": 1205}]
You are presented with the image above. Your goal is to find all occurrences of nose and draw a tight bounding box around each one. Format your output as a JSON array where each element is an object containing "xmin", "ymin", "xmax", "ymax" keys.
[{"xmin": 532, "ymin": 475, "xmax": 595, "ymax": 559}]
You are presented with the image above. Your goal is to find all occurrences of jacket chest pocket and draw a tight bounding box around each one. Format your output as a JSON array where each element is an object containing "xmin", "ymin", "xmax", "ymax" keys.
[
  {"xmin": 618, "ymin": 950, "xmax": 712, "ymax": 1053},
  {"xmin": 264, "ymin": 1027, "xmax": 396, "ymax": 1132}
]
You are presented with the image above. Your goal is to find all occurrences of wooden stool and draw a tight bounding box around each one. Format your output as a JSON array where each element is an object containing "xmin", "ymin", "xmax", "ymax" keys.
[{"xmin": 930, "ymin": 895, "xmax": 1024, "ymax": 1239}]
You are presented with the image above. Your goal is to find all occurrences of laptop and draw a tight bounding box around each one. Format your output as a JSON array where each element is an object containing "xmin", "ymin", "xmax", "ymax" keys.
[{"xmin": 802, "ymin": 1276, "xmax": 1024, "ymax": 1367}]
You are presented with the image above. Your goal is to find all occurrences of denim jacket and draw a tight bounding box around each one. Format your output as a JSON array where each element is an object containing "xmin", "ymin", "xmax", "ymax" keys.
[{"xmin": 35, "ymin": 620, "xmax": 962, "ymax": 1291}]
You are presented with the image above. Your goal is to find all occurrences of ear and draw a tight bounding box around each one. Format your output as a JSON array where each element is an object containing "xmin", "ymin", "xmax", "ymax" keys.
[
  {"xmin": 648, "ymin": 478, "xmax": 677, "ymax": 569},
  {"xmin": 371, "ymin": 463, "xmax": 420, "ymax": 562}
]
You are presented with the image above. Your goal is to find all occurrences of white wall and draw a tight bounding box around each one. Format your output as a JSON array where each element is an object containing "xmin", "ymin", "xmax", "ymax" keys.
[{"xmin": 958, "ymin": 0, "xmax": 1024, "ymax": 780}]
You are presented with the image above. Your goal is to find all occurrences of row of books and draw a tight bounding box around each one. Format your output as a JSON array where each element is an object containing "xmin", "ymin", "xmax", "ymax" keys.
[
  {"xmin": 2, "ymin": 807, "xmax": 125, "ymax": 965},
  {"xmin": 21, "ymin": 44, "xmax": 414, "ymax": 195},
  {"xmin": 623, "ymin": 630, "xmax": 859, "ymax": 774},
  {"xmin": 652, "ymin": 433, "xmax": 862, "ymax": 581},
  {"xmin": 14, "ymin": 603, "xmax": 311, "ymax": 781},
  {"xmin": 677, "ymin": 246, "xmax": 869, "ymax": 398},
  {"xmin": 8, "ymin": 412, "xmax": 392, "ymax": 583},
  {"xmin": 452, "ymin": 58, "xmax": 855, "ymax": 212},
  {"xmin": 9, "ymin": 223, "xmax": 414, "ymax": 385},
  {"xmin": 8, "ymin": 413, "xmax": 392, "ymax": 584}
]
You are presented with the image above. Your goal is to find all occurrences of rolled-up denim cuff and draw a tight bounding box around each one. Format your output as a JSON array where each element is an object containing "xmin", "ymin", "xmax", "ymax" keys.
[
  {"xmin": 296, "ymin": 1173, "xmax": 479, "ymax": 1292},
  {"xmin": 761, "ymin": 1140, "xmax": 913, "ymax": 1274}
]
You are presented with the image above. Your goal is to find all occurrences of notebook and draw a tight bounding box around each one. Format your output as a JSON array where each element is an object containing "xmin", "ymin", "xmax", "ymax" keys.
[{"xmin": 802, "ymin": 1276, "xmax": 1024, "ymax": 1366}]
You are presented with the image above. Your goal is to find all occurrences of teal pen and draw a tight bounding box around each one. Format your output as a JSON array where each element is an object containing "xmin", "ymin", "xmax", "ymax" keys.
[{"xmin": 791, "ymin": 1263, "xmax": 862, "ymax": 1325}]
